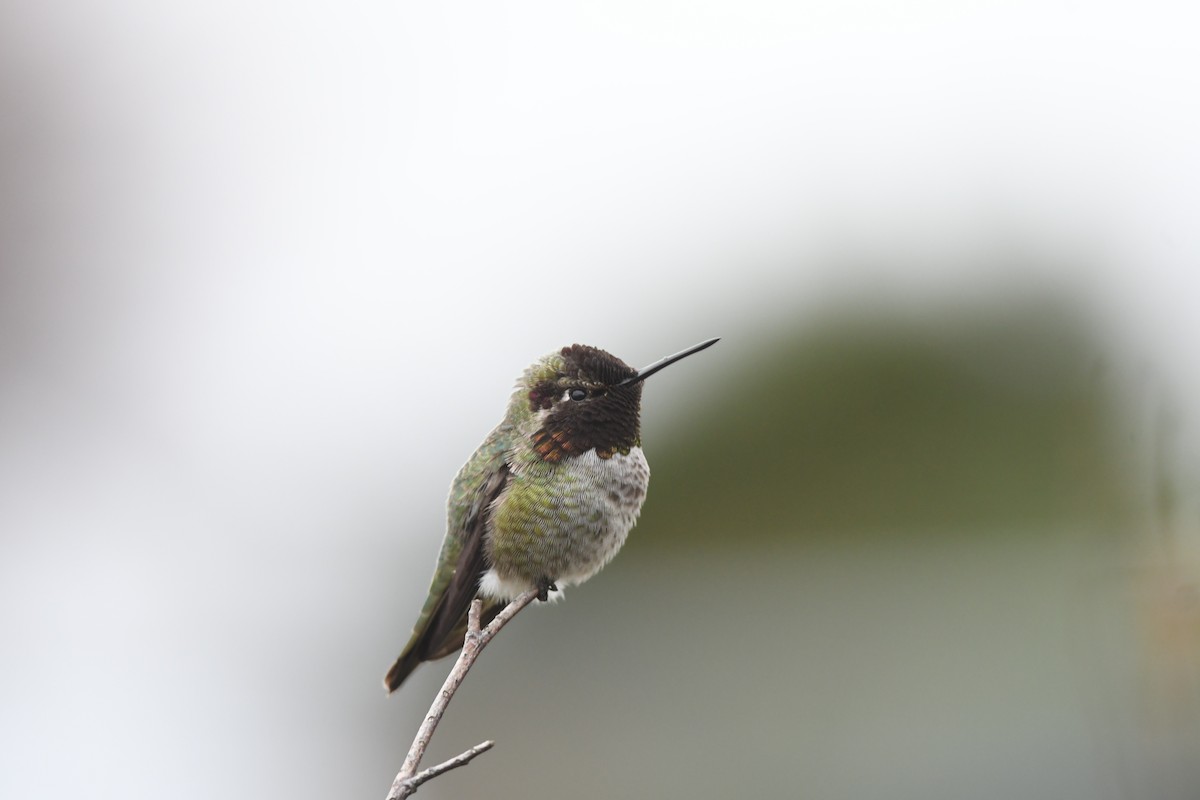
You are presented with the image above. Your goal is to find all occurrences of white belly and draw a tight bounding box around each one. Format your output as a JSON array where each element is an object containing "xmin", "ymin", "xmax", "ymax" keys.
[
  {"xmin": 556, "ymin": 446, "xmax": 649, "ymax": 585},
  {"xmin": 480, "ymin": 446, "xmax": 649, "ymax": 601}
]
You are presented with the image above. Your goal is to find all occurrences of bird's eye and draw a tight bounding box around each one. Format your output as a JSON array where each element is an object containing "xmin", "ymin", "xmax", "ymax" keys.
[{"xmin": 569, "ymin": 388, "xmax": 588, "ymax": 402}]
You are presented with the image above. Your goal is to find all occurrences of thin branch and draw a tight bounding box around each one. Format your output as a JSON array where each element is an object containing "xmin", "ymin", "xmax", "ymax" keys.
[
  {"xmin": 396, "ymin": 740, "xmax": 494, "ymax": 794},
  {"xmin": 386, "ymin": 589, "xmax": 540, "ymax": 800}
]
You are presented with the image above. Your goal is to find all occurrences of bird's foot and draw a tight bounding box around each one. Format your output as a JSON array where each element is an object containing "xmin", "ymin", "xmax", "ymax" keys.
[{"xmin": 536, "ymin": 578, "xmax": 558, "ymax": 602}]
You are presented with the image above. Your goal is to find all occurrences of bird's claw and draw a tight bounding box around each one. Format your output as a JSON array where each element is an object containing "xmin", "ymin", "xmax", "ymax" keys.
[{"xmin": 536, "ymin": 579, "xmax": 558, "ymax": 602}]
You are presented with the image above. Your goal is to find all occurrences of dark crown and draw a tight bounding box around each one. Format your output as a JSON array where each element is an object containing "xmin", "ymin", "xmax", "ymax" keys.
[
  {"xmin": 559, "ymin": 344, "xmax": 638, "ymax": 385},
  {"xmin": 527, "ymin": 344, "xmax": 643, "ymax": 462}
]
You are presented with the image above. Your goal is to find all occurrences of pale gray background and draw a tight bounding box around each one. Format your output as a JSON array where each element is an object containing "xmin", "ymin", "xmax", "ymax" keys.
[{"xmin": 2, "ymin": 2, "xmax": 1199, "ymax": 798}]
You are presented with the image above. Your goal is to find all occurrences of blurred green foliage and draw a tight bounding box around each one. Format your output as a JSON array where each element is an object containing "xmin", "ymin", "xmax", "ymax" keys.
[{"xmin": 642, "ymin": 301, "xmax": 1131, "ymax": 546}]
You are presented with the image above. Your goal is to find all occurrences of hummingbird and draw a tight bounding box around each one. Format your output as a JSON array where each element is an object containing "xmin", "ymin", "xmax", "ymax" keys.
[{"xmin": 384, "ymin": 337, "xmax": 719, "ymax": 692}]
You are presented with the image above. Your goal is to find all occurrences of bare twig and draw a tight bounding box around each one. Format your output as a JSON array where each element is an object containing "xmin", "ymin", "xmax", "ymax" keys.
[
  {"xmin": 393, "ymin": 740, "xmax": 494, "ymax": 795},
  {"xmin": 386, "ymin": 589, "xmax": 540, "ymax": 800}
]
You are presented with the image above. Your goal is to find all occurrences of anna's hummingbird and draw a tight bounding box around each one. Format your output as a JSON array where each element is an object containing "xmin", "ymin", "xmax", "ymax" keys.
[{"xmin": 384, "ymin": 338, "xmax": 719, "ymax": 692}]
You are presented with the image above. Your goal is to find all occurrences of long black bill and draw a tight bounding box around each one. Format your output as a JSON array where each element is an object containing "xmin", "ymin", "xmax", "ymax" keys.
[{"xmin": 617, "ymin": 337, "xmax": 720, "ymax": 386}]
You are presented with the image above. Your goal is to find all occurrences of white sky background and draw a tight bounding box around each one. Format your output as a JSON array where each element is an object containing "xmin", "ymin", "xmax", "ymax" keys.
[{"xmin": 2, "ymin": 2, "xmax": 1199, "ymax": 798}]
